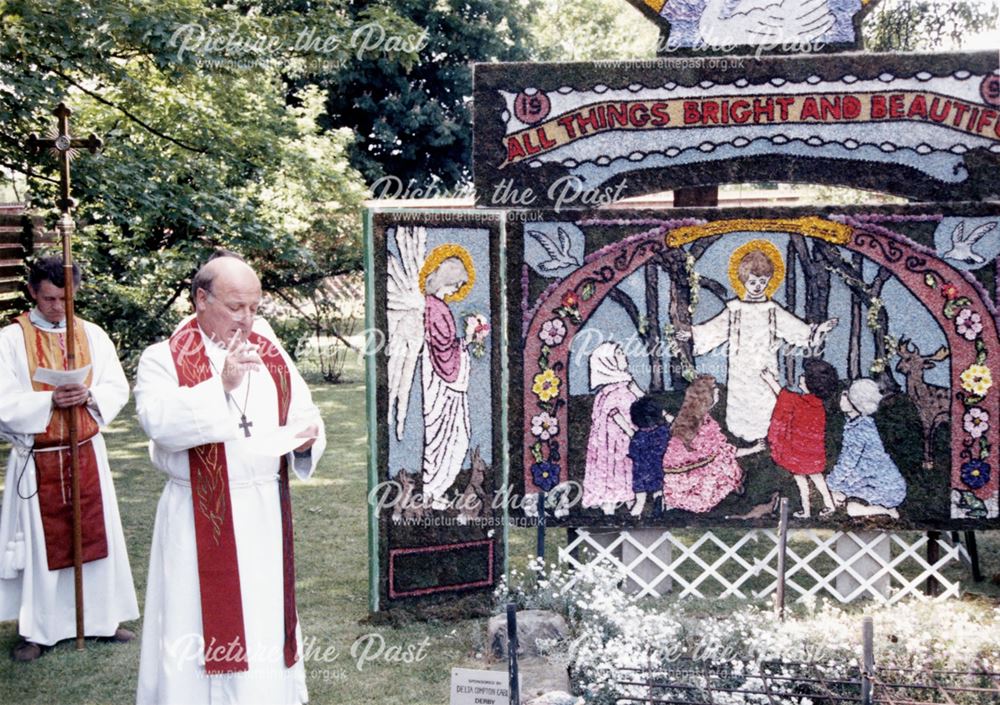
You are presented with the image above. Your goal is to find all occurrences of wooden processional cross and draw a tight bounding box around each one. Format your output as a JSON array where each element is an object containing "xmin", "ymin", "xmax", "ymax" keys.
[{"xmin": 26, "ymin": 102, "xmax": 103, "ymax": 651}]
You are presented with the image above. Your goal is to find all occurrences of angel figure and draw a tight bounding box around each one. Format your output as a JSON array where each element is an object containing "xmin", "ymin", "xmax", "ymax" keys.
[{"xmin": 387, "ymin": 227, "xmax": 488, "ymax": 510}]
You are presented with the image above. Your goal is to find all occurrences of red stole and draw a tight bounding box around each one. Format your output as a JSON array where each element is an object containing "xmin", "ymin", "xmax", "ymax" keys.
[
  {"xmin": 168, "ymin": 319, "xmax": 299, "ymax": 675},
  {"xmin": 16, "ymin": 313, "xmax": 108, "ymax": 571}
]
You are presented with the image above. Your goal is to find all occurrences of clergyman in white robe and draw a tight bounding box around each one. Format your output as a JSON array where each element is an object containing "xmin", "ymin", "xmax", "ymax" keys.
[
  {"xmin": 0, "ymin": 309, "xmax": 138, "ymax": 645},
  {"xmin": 134, "ymin": 318, "xmax": 325, "ymax": 705}
]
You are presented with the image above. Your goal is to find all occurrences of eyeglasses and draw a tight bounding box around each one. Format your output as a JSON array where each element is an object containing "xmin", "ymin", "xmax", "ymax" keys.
[{"xmin": 204, "ymin": 291, "xmax": 260, "ymax": 319}]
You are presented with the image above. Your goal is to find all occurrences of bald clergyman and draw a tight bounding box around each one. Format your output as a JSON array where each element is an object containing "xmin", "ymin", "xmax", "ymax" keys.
[{"xmin": 133, "ymin": 254, "xmax": 325, "ymax": 704}]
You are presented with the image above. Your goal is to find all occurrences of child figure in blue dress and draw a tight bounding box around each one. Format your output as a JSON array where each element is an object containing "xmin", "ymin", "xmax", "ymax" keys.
[
  {"xmin": 827, "ymin": 378, "xmax": 906, "ymax": 519},
  {"xmin": 627, "ymin": 396, "xmax": 672, "ymax": 517}
]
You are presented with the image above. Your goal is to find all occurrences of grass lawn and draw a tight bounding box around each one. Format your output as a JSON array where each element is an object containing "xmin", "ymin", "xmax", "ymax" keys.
[
  {"xmin": 0, "ymin": 360, "xmax": 493, "ymax": 704},
  {"xmin": 1, "ymin": 356, "xmax": 998, "ymax": 704}
]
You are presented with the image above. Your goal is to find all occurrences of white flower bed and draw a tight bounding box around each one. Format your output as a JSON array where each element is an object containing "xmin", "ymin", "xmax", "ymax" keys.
[{"xmin": 495, "ymin": 558, "xmax": 1000, "ymax": 704}]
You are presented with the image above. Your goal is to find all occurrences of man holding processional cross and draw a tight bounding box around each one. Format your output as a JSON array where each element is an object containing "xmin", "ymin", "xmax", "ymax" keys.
[
  {"xmin": 134, "ymin": 254, "xmax": 325, "ymax": 704},
  {"xmin": 0, "ymin": 256, "xmax": 139, "ymax": 661}
]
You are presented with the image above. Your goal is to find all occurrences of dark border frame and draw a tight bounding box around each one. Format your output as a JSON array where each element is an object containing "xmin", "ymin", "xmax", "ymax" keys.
[
  {"xmin": 506, "ymin": 201, "xmax": 1000, "ymax": 531},
  {"xmin": 369, "ymin": 210, "xmax": 506, "ymax": 610}
]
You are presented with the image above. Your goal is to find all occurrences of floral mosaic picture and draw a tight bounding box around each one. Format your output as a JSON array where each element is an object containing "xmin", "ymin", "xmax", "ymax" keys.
[
  {"xmin": 474, "ymin": 52, "xmax": 1000, "ymax": 208},
  {"xmin": 623, "ymin": 0, "xmax": 880, "ymax": 52},
  {"xmin": 369, "ymin": 212, "xmax": 503, "ymax": 608},
  {"xmin": 508, "ymin": 205, "xmax": 999, "ymax": 528}
]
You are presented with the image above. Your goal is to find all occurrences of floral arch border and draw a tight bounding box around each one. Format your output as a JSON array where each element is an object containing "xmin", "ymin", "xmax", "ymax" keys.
[{"xmin": 521, "ymin": 216, "xmax": 999, "ymax": 520}]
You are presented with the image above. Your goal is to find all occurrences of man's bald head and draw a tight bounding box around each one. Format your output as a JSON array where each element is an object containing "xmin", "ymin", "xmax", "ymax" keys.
[
  {"xmin": 190, "ymin": 250, "xmax": 251, "ymax": 301},
  {"xmin": 193, "ymin": 256, "xmax": 260, "ymax": 295},
  {"xmin": 192, "ymin": 254, "xmax": 262, "ymax": 343}
]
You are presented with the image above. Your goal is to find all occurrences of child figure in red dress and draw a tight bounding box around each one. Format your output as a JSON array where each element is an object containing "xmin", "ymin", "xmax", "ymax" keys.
[{"xmin": 761, "ymin": 359, "xmax": 839, "ymax": 518}]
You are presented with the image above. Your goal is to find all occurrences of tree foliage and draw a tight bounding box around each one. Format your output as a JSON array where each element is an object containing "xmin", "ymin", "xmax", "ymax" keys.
[
  {"xmin": 297, "ymin": 0, "xmax": 539, "ymax": 191},
  {"xmin": 0, "ymin": 0, "xmax": 419, "ymax": 359},
  {"xmin": 528, "ymin": 0, "xmax": 658, "ymax": 61},
  {"xmin": 864, "ymin": 0, "xmax": 999, "ymax": 51}
]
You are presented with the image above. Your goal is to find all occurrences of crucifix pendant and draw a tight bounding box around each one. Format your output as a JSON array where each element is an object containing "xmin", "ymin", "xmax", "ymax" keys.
[{"xmin": 239, "ymin": 414, "xmax": 253, "ymax": 438}]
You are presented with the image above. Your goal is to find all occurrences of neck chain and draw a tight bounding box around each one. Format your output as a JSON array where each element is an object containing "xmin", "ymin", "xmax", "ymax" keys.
[{"xmin": 208, "ymin": 358, "xmax": 254, "ymax": 437}]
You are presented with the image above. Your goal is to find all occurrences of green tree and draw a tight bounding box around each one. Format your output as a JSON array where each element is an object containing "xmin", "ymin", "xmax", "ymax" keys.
[
  {"xmin": 864, "ymin": 0, "xmax": 999, "ymax": 50},
  {"xmin": 301, "ymin": 0, "xmax": 539, "ymax": 191},
  {"xmin": 0, "ymin": 0, "xmax": 419, "ymax": 361},
  {"xmin": 528, "ymin": 0, "xmax": 658, "ymax": 61}
]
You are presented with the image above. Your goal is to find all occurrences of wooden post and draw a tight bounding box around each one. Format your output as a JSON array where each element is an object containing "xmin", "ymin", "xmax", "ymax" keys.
[
  {"xmin": 646, "ymin": 654, "xmax": 655, "ymax": 705},
  {"xmin": 55, "ymin": 111, "xmax": 82, "ymax": 650},
  {"xmin": 861, "ymin": 616, "xmax": 874, "ymax": 705},
  {"xmin": 925, "ymin": 530, "xmax": 941, "ymax": 596},
  {"xmin": 62, "ymin": 214, "xmax": 85, "ymax": 651},
  {"xmin": 536, "ymin": 492, "xmax": 546, "ymax": 561},
  {"xmin": 506, "ymin": 603, "xmax": 520, "ymax": 705},
  {"xmin": 775, "ymin": 497, "xmax": 789, "ymax": 621},
  {"xmin": 964, "ymin": 531, "xmax": 983, "ymax": 582}
]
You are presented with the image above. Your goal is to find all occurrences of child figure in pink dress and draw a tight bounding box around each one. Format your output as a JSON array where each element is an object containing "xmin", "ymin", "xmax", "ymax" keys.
[
  {"xmin": 661, "ymin": 375, "xmax": 764, "ymax": 513},
  {"xmin": 583, "ymin": 342, "xmax": 643, "ymax": 515}
]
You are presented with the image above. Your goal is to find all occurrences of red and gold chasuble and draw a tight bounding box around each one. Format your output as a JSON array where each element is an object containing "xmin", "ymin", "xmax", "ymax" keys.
[
  {"xmin": 16, "ymin": 313, "xmax": 108, "ymax": 571},
  {"xmin": 168, "ymin": 319, "xmax": 299, "ymax": 675}
]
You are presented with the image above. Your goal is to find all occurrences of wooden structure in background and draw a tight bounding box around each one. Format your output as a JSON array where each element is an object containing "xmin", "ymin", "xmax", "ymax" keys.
[{"xmin": 0, "ymin": 205, "xmax": 52, "ymax": 321}]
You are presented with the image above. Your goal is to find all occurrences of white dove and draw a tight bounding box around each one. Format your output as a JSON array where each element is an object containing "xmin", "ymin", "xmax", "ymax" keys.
[
  {"xmin": 943, "ymin": 221, "xmax": 996, "ymax": 265},
  {"xmin": 698, "ymin": 0, "xmax": 836, "ymax": 47},
  {"xmin": 528, "ymin": 227, "xmax": 581, "ymax": 272}
]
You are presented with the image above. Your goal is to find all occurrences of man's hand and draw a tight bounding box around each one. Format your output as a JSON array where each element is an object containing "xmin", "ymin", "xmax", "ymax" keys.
[
  {"xmin": 53, "ymin": 383, "xmax": 89, "ymax": 408},
  {"xmin": 222, "ymin": 331, "xmax": 263, "ymax": 393},
  {"xmin": 293, "ymin": 424, "xmax": 319, "ymax": 453}
]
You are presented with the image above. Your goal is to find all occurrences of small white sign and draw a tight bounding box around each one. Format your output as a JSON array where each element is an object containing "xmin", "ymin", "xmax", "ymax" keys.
[{"xmin": 450, "ymin": 668, "xmax": 510, "ymax": 705}]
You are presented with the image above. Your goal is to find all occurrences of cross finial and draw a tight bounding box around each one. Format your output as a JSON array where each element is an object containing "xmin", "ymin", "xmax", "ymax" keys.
[{"xmin": 25, "ymin": 102, "xmax": 103, "ymax": 212}]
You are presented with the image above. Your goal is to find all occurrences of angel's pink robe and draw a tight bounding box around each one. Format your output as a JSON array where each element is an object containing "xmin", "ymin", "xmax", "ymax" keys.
[{"xmin": 421, "ymin": 296, "xmax": 470, "ymax": 503}]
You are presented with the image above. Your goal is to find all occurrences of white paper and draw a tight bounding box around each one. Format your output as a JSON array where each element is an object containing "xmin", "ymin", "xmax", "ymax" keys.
[
  {"xmin": 33, "ymin": 364, "xmax": 91, "ymax": 387},
  {"xmin": 243, "ymin": 422, "xmax": 317, "ymax": 457}
]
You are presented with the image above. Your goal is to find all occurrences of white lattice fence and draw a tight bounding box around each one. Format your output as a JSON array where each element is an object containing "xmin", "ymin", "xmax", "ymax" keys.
[{"xmin": 558, "ymin": 529, "xmax": 963, "ymax": 604}]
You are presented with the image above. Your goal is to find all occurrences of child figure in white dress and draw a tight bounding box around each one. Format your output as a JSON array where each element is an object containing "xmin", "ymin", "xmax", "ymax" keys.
[{"xmin": 679, "ymin": 239, "xmax": 838, "ymax": 443}]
